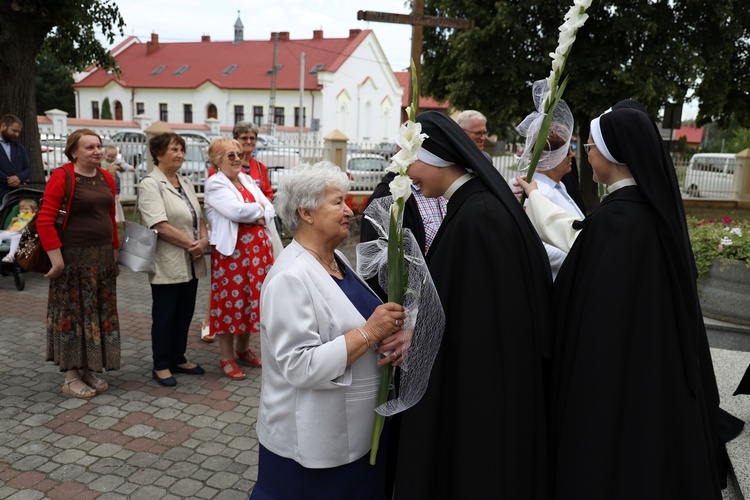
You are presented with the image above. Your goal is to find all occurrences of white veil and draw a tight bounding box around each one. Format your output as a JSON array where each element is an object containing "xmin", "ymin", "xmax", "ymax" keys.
[
  {"xmin": 356, "ymin": 196, "xmax": 446, "ymax": 416},
  {"xmin": 516, "ymin": 79, "xmax": 574, "ymax": 172}
]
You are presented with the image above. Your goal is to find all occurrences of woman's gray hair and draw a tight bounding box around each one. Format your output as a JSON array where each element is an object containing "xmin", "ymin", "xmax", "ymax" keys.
[{"xmin": 274, "ymin": 161, "xmax": 350, "ymax": 234}]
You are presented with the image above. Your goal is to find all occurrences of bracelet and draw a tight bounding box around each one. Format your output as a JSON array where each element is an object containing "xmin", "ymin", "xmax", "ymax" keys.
[{"xmin": 357, "ymin": 327, "xmax": 371, "ymax": 349}]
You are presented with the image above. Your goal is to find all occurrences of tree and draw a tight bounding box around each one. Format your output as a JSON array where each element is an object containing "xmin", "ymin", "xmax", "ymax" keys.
[
  {"xmin": 101, "ymin": 97, "xmax": 112, "ymax": 119},
  {"xmin": 422, "ymin": 0, "xmax": 750, "ymax": 210},
  {"xmin": 0, "ymin": 0, "xmax": 124, "ymax": 184},
  {"xmin": 35, "ymin": 41, "xmax": 76, "ymax": 117}
]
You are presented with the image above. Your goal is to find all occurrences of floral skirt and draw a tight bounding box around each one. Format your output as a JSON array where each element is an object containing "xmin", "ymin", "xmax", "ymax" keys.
[{"xmin": 46, "ymin": 245, "xmax": 121, "ymax": 372}]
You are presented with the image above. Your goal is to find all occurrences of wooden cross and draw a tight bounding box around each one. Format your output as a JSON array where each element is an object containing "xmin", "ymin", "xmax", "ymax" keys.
[{"xmin": 358, "ymin": 1, "xmax": 474, "ymax": 105}]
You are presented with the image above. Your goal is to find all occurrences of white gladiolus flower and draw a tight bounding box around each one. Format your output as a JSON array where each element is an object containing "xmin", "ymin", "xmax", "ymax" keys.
[
  {"xmin": 399, "ymin": 120, "xmax": 428, "ymax": 154},
  {"xmin": 574, "ymin": 0, "xmax": 593, "ymax": 8},
  {"xmin": 389, "ymin": 148, "xmax": 419, "ymax": 174},
  {"xmin": 389, "ymin": 174, "xmax": 413, "ymax": 202}
]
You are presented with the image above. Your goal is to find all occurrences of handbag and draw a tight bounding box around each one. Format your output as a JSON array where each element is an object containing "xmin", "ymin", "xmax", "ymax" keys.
[
  {"xmin": 16, "ymin": 170, "xmax": 71, "ymax": 274},
  {"xmin": 117, "ymin": 181, "xmax": 158, "ymax": 273}
]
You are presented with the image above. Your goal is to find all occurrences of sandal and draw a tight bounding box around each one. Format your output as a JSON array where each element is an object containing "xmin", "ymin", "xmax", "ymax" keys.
[
  {"xmin": 61, "ymin": 377, "xmax": 96, "ymax": 399},
  {"xmin": 201, "ymin": 322, "xmax": 215, "ymax": 343},
  {"xmin": 237, "ymin": 349, "xmax": 262, "ymax": 368},
  {"xmin": 219, "ymin": 359, "xmax": 246, "ymax": 380},
  {"xmin": 82, "ymin": 373, "xmax": 109, "ymax": 393}
]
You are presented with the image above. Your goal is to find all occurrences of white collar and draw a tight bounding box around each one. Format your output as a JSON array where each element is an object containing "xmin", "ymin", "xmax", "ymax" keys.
[
  {"xmin": 607, "ymin": 177, "xmax": 637, "ymax": 193},
  {"xmin": 443, "ymin": 172, "xmax": 475, "ymax": 200}
]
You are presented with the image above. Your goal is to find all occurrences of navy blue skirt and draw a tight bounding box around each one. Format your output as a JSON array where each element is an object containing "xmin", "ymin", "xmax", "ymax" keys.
[{"xmin": 250, "ymin": 436, "xmax": 389, "ymax": 500}]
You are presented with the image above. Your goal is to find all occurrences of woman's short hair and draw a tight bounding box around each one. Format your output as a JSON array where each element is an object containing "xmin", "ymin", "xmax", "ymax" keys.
[
  {"xmin": 208, "ymin": 137, "xmax": 243, "ymax": 167},
  {"xmin": 232, "ymin": 121, "xmax": 259, "ymax": 139},
  {"xmin": 149, "ymin": 133, "xmax": 185, "ymax": 166},
  {"xmin": 274, "ymin": 161, "xmax": 350, "ymax": 234},
  {"xmin": 64, "ymin": 128, "xmax": 102, "ymax": 162}
]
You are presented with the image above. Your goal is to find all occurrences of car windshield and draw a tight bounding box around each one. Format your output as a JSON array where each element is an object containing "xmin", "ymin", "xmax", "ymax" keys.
[
  {"xmin": 185, "ymin": 144, "xmax": 205, "ymax": 162},
  {"xmin": 348, "ymin": 158, "xmax": 387, "ymax": 171}
]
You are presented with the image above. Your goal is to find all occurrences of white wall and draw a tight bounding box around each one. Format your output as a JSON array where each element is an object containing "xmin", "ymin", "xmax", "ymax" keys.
[{"xmin": 75, "ymin": 32, "xmax": 404, "ymax": 142}]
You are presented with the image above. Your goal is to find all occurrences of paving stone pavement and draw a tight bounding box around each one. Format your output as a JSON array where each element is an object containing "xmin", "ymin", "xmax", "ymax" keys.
[{"xmin": 0, "ymin": 256, "xmax": 261, "ymax": 499}]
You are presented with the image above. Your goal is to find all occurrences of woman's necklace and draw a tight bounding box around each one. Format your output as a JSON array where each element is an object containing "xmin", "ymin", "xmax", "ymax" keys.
[{"xmin": 302, "ymin": 246, "xmax": 342, "ymax": 275}]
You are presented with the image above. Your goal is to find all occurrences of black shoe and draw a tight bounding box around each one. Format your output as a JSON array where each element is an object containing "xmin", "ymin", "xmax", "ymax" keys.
[
  {"xmin": 152, "ymin": 369, "xmax": 177, "ymax": 387},
  {"xmin": 171, "ymin": 364, "xmax": 205, "ymax": 375}
]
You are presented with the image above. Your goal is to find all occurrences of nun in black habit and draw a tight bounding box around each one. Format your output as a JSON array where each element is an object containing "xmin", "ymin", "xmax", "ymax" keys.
[
  {"xmin": 521, "ymin": 107, "xmax": 725, "ymax": 499},
  {"xmin": 393, "ymin": 111, "xmax": 553, "ymax": 499}
]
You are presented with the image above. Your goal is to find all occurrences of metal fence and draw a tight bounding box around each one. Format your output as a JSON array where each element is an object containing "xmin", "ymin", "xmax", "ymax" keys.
[{"xmin": 36, "ymin": 133, "xmax": 736, "ymax": 202}]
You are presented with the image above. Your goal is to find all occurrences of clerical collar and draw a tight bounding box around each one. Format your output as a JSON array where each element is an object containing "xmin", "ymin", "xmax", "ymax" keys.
[
  {"xmin": 607, "ymin": 177, "xmax": 637, "ymax": 193},
  {"xmin": 443, "ymin": 172, "xmax": 475, "ymax": 200}
]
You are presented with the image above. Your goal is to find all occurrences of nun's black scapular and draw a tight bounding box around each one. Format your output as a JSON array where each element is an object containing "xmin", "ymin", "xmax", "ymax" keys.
[
  {"xmin": 550, "ymin": 108, "xmax": 725, "ymax": 499},
  {"xmin": 394, "ymin": 111, "xmax": 553, "ymax": 500}
]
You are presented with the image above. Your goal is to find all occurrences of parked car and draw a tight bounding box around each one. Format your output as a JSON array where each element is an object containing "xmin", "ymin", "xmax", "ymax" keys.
[
  {"xmin": 109, "ymin": 130, "xmax": 147, "ymax": 166},
  {"xmin": 255, "ymin": 133, "xmax": 302, "ymax": 169},
  {"xmin": 346, "ymin": 153, "xmax": 389, "ymax": 191},
  {"xmin": 682, "ymin": 153, "xmax": 737, "ymax": 198},
  {"xmin": 176, "ymin": 131, "xmax": 209, "ymax": 145}
]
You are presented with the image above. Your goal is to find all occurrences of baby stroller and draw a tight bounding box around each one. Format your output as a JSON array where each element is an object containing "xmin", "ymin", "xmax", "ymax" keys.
[{"xmin": 0, "ymin": 188, "xmax": 45, "ymax": 290}]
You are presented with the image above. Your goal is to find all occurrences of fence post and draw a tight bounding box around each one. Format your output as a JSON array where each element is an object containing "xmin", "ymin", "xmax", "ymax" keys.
[
  {"xmin": 323, "ymin": 129, "xmax": 348, "ymax": 171},
  {"xmin": 44, "ymin": 109, "xmax": 68, "ymax": 136},
  {"xmin": 144, "ymin": 121, "xmax": 174, "ymax": 175},
  {"xmin": 735, "ymin": 149, "xmax": 750, "ymax": 203}
]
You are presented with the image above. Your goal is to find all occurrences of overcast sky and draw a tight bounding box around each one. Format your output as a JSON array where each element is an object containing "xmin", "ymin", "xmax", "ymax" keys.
[{"xmin": 100, "ymin": 0, "xmax": 697, "ymax": 121}]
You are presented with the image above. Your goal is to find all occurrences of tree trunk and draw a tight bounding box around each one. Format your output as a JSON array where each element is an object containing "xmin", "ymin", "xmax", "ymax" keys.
[{"xmin": 0, "ymin": 5, "xmax": 55, "ymax": 187}]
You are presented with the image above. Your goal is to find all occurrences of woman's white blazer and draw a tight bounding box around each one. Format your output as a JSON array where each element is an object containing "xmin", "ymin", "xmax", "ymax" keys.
[
  {"xmin": 256, "ymin": 240, "xmax": 383, "ymax": 469},
  {"xmin": 204, "ymin": 171, "xmax": 275, "ymax": 256}
]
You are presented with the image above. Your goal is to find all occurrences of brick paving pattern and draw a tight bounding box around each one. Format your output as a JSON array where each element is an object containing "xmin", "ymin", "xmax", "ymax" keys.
[{"xmin": 0, "ymin": 256, "xmax": 261, "ymax": 499}]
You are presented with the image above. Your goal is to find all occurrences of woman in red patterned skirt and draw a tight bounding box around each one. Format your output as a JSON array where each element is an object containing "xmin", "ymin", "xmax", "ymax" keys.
[{"xmin": 204, "ymin": 138, "xmax": 276, "ymax": 379}]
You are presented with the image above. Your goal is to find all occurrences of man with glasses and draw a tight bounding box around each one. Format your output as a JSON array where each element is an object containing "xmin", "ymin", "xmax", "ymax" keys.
[{"xmin": 456, "ymin": 110, "xmax": 489, "ymax": 150}]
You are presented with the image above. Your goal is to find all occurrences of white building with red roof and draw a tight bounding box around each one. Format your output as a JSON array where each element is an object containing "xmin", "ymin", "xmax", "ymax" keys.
[{"xmin": 73, "ymin": 19, "xmax": 404, "ymax": 143}]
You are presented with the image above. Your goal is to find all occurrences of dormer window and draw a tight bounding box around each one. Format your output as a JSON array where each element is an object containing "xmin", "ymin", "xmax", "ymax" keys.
[
  {"xmin": 221, "ymin": 64, "xmax": 238, "ymax": 76},
  {"xmin": 174, "ymin": 65, "xmax": 190, "ymax": 75},
  {"xmin": 151, "ymin": 65, "xmax": 166, "ymax": 75},
  {"xmin": 308, "ymin": 63, "xmax": 326, "ymax": 75}
]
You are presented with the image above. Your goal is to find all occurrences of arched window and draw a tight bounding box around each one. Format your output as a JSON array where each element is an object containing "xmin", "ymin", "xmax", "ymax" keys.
[
  {"xmin": 363, "ymin": 101, "xmax": 372, "ymax": 141},
  {"xmin": 207, "ymin": 103, "xmax": 218, "ymax": 119},
  {"xmin": 114, "ymin": 100, "xmax": 123, "ymax": 121}
]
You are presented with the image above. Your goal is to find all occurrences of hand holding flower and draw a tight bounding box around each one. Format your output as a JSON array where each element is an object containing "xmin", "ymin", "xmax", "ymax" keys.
[{"xmin": 363, "ymin": 302, "xmax": 406, "ymax": 345}]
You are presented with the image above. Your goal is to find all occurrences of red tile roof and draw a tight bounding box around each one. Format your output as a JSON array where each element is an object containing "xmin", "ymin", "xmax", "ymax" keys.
[
  {"xmin": 673, "ymin": 125, "xmax": 703, "ymax": 144},
  {"xmin": 394, "ymin": 72, "xmax": 449, "ymax": 110},
  {"xmin": 75, "ymin": 30, "xmax": 372, "ymax": 91}
]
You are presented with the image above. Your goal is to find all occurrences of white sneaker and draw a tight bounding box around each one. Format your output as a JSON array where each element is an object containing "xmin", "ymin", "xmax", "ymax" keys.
[{"xmin": 1, "ymin": 254, "xmax": 14, "ymax": 263}]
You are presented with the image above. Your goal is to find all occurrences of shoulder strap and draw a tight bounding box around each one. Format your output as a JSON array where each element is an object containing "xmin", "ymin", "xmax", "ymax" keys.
[{"xmin": 54, "ymin": 168, "xmax": 72, "ymax": 230}]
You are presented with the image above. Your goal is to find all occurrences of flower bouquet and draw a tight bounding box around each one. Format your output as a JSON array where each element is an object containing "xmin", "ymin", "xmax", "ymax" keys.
[{"xmin": 356, "ymin": 61, "xmax": 445, "ymax": 465}]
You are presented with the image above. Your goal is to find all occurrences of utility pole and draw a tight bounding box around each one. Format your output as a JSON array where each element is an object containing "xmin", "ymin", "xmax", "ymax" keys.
[
  {"xmin": 299, "ymin": 52, "xmax": 305, "ymax": 145},
  {"xmin": 268, "ymin": 32, "xmax": 279, "ymax": 136}
]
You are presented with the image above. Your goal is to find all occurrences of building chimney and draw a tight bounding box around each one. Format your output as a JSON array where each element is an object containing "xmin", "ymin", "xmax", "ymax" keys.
[
  {"xmin": 313, "ymin": 30, "xmax": 323, "ymax": 40},
  {"xmin": 147, "ymin": 33, "xmax": 160, "ymax": 55},
  {"xmin": 201, "ymin": 35, "xmax": 211, "ymax": 42},
  {"xmin": 349, "ymin": 29, "xmax": 362, "ymax": 38},
  {"xmin": 278, "ymin": 31, "xmax": 290, "ymax": 41}
]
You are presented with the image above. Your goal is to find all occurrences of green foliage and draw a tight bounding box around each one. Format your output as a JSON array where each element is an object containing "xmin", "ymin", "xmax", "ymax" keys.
[
  {"xmin": 727, "ymin": 128, "xmax": 750, "ymax": 153},
  {"xmin": 688, "ymin": 216, "xmax": 750, "ymax": 277},
  {"xmin": 101, "ymin": 97, "xmax": 113, "ymax": 119},
  {"xmin": 421, "ymin": 0, "xmax": 750, "ymax": 135},
  {"xmin": 34, "ymin": 42, "xmax": 76, "ymax": 116}
]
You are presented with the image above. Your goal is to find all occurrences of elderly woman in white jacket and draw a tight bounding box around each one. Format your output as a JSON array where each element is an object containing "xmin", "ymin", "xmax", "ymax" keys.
[
  {"xmin": 251, "ymin": 162, "xmax": 406, "ymax": 499},
  {"xmin": 204, "ymin": 137, "xmax": 275, "ymax": 380}
]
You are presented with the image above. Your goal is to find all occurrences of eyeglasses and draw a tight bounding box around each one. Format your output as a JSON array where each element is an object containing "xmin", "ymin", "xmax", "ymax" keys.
[
  {"xmin": 238, "ymin": 135, "xmax": 257, "ymax": 142},
  {"xmin": 583, "ymin": 143, "xmax": 597, "ymax": 154},
  {"xmin": 463, "ymin": 128, "xmax": 488, "ymax": 138},
  {"xmin": 226, "ymin": 152, "xmax": 244, "ymax": 160}
]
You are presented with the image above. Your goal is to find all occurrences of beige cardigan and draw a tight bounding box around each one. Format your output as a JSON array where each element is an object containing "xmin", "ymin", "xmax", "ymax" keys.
[{"xmin": 138, "ymin": 167, "xmax": 207, "ymax": 284}]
